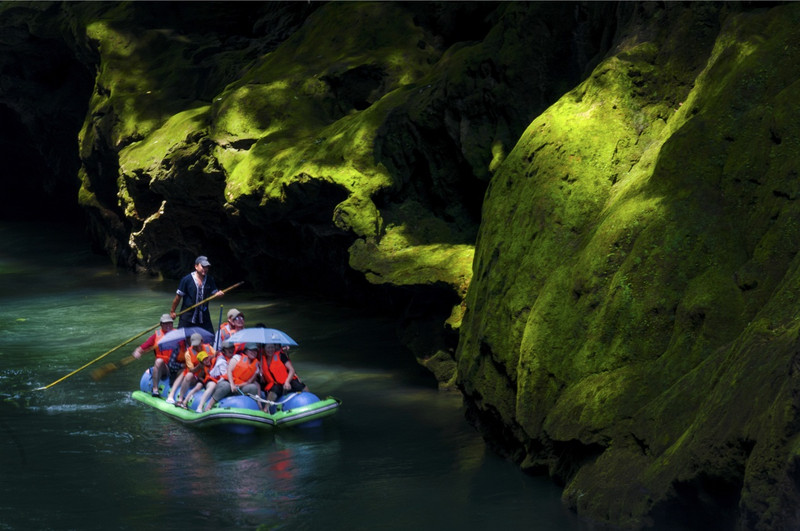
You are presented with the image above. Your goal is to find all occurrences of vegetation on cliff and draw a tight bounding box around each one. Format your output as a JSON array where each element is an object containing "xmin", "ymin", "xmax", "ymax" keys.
[{"xmin": 458, "ymin": 2, "xmax": 800, "ymax": 528}]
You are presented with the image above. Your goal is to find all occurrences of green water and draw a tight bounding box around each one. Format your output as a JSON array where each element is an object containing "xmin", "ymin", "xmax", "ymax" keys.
[{"xmin": 0, "ymin": 221, "xmax": 580, "ymax": 530}]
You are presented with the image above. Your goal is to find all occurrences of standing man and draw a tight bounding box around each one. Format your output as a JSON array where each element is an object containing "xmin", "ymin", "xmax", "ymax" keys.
[{"xmin": 170, "ymin": 255, "xmax": 223, "ymax": 334}]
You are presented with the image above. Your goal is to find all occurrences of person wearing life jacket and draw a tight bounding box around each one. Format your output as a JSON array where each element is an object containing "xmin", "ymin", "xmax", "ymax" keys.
[
  {"xmin": 202, "ymin": 343, "xmax": 261, "ymax": 411},
  {"xmin": 219, "ymin": 308, "xmax": 245, "ymax": 345},
  {"xmin": 167, "ymin": 333, "xmax": 215, "ymax": 408},
  {"xmin": 194, "ymin": 340, "xmax": 236, "ymax": 413},
  {"xmin": 178, "ymin": 350, "xmax": 215, "ymax": 411},
  {"xmin": 132, "ymin": 314, "xmax": 184, "ymax": 397},
  {"xmin": 260, "ymin": 343, "xmax": 308, "ymax": 408}
]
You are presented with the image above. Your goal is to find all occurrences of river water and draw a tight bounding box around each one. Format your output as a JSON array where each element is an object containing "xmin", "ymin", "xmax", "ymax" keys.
[{"xmin": 0, "ymin": 221, "xmax": 582, "ymax": 530}]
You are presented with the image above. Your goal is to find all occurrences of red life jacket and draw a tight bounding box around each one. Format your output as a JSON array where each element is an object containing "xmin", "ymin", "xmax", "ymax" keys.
[
  {"xmin": 231, "ymin": 355, "xmax": 258, "ymax": 385},
  {"xmin": 262, "ymin": 350, "xmax": 298, "ymax": 385}
]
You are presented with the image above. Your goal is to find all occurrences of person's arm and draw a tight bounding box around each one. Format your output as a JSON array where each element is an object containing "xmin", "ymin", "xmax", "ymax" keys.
[
  {"xmin": 185, "ymin": 348, "xmax": 199, "ymax": 370},
  {"xmin": 227, "ymin": 356, "xmax": 239, "ymax": 391},
  {"xmin": 283, "ymin": 358, "xmax": 296, "ymax": 390},
  {"xmin": 210, "ymin": 277, "xmax": 223, "ymax": 297},
  {"xmin": 170, "ymin": 293, "xmax": 181, "ymax": 319},
  {"xmin": 132, "ymin": 334, "xmax": 156, "ymax": 358}
]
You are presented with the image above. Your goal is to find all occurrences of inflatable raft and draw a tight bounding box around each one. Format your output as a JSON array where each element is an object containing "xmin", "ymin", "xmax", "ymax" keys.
[{"xmin": 131, "ymin": 369, "xmax": 340, "ymax": 434}]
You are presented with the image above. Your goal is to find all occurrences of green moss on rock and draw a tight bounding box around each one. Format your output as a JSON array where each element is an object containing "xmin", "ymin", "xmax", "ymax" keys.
[{"xmin": 458, "ymin": 2, "xmax": 800, "ymax": 528}]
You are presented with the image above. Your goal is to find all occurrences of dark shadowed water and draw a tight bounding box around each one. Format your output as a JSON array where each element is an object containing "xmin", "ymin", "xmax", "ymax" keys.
[{"xmin": 0, "ymin": 221, "xmax": 582, "ymax": 531}]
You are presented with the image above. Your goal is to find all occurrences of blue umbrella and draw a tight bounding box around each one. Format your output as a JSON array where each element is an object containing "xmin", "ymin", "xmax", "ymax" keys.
[
  {"xmin": 228, "ymin": 327, "xmax": 298, "ymax": 346},
  {"xmin": 157, "ymin": 326, "xmax": 214, "ymax": 351}
]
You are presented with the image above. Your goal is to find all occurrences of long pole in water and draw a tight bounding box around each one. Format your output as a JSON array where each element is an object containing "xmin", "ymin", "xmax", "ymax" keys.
[{"xmin": 34, "ymin": 281, "xmax": 244, "ymax": 391}]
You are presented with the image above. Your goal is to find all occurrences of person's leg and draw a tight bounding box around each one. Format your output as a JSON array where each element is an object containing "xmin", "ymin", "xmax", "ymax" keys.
[
  {"xmin": 167, "ymin": 372, "xmax": 185, "ymax": 404},
  {"xmin": 195, "ymin": 381, "xmax": 217, "ymax": 412},
  {"xmin": 184, "ymin": 382, "xmax": 204, "ymax": 407},
  {"xmin": 289, "ymin": 379, "xmax": 307, "ymax": 393},
  {"xmin": 151, "ymin": 359, "xmax": 167, "ymax": 395},
  {"xmin": 241, "ymin": 382, "xmax": 260, "ymax": 397},
  {"xmin": 177, "ymin": 374, "xmax": 197, "ymax": 407},
  {"xmin": 205, "ymin": 381, "xmax": 232, "ymax": 411}
]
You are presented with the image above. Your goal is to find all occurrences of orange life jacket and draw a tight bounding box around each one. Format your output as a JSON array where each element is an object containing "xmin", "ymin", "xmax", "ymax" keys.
[
  {"xmin": 219, "ymin": 322, "xmax": 233, "ymax": 342},
  {"xmin": 200, "ymin": 353, "xmax": 218, "ymax": 384},
  {"xmin": 153, "ymin": 329, "xmax": 174, "ymax": 362},
  {"xmin": 219, "ymin": 323, "xmax": 246, "ymax": 353},
  {"xmin": 183, "ymin": 344, "xmax": 215, "ymax": 377},
  {"xmin": 231, "ymin": 355, "xmax": 258, "ymax": 385}
]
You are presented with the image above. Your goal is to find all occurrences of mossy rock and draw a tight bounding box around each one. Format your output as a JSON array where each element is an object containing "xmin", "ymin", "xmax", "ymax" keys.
[{"xmin": 458, "ymin": 3, "xmax": 800, "ymax": 527}]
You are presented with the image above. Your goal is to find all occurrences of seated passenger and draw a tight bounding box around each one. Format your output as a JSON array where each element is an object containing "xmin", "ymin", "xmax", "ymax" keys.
[
  {"xmin": 167, "ymin": 333, "xmax": 215, "ymax": 407},
  {"xmin": 202, "ymin": 343, "xmax": 261, "ymax": 411},
  {"xmin": 260, "ymin": 343, "xmax": 309, "ymax": 411},
  {"xmin": 219, "ymin": 308, "xmax": 245, "ymax": 346},
  {"xmin": 131, "ymin": 314, "xmax": 185, "ymax": 397},
  {"xmin": 181, "ymin": 350, "xmax": 213, "ymax": 410},
  {"xmin": 194, "ymin": 340, "xmax": 236, "ymax": 412}
]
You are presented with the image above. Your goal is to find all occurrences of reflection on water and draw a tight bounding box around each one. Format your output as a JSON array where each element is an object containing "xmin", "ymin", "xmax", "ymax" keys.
[{"xmin": 0, "ymin": 221, "xmax": 580, "ymax": 530}]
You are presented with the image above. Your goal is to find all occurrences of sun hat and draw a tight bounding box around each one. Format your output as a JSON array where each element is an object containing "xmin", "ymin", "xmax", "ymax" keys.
[
  {"xmin": 190, "ymin": 333, "xmax": 203, "ymax": 346},
  {"xmin": 227, "ymin": 308, "xmax": 243, "ymax": 320},
  {"xmin": 160, "ymin": 314, "xmax": 173, "ymax": 323},
  {"xmin": 244, "ymin": 343, "xmax": 259, "ymax": 351},
  {"xmin": 197, "ymin": 351, "xmax": 208, "ymax": 362}
]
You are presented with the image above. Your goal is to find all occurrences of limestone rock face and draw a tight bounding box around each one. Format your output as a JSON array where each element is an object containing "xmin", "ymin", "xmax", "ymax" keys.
[{"xmin": 458, "ymin": 2, "xmax": 800, "ymax": 527}]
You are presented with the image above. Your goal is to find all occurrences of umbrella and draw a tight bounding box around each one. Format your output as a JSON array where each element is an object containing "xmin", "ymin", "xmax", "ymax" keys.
[
  {"xmin": 227, "ymin": 327, "xmax": 298, "ymax": 346},
  {"xmin": 157, "ymin": 326, "xmax": 214, "ymax": 351}
]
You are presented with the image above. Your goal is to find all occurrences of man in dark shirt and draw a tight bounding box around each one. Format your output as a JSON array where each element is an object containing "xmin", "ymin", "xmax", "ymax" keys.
[{"xmin": 169, "ymin": 255, "xmax": 223, "ymax": 334}]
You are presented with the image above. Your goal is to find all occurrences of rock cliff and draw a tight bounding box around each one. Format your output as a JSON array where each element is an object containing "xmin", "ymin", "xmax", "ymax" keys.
[
  {"xmin": 2, "ymin": 1, "xmax": 799, "ymax": 528},
  {"xmin": 458, "ymin": 2, "xmax": 800, "ymax": 528}
]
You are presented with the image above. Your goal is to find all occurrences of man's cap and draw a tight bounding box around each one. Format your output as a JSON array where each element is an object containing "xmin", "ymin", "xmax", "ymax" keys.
[
  {"xmin": 160, "ymin": 314, "xmax": 173, "ymax": 323},
  {"xmin": 190, "ymin": 333, "xmax": 203, "ymax": 346},
  {"xmin": 221, "ymin": 340, "xmax": 235, "ymax": 350},
  {"xmin": 227, "ymin": 308, "xmax": 243, "ymax": 320},
  {"xmin": 195, "ymin": 255, "xmax": 211, "ymax": 267},
  {"xmin": 197, "ymin": 351, "xmax": 209, "ymax": 362},
  {"xmin": 244, "ymin": 343, "xmax": 259, "ymax": 351}
]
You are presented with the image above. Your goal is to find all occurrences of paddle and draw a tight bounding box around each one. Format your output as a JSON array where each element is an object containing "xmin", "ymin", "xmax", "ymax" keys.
[
  {"xmin": 34, "ymin": 281, "xmax": 244, "ymax": 391},
  {"xmin": 89, "ymin": 352, "xmax": 139, "ymax": 381}
]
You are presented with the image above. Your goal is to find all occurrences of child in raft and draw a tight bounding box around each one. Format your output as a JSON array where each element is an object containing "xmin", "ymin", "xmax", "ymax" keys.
[
  {"xmin": 192, "ymin": 340, "xmax": 235, "ymax": 413},
  {"xmin": 166, "ymin": 333, "xmax": 215, "ymax": 408},
  {"xmin": 179, "ymin": 350, "xmax": 213, "ymax": 410}
]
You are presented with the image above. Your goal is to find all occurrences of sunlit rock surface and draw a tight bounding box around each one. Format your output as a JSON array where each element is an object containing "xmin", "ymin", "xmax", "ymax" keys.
[{"xmin": 458, "ymin": 2, "xmax": 800, "ymax": 528}]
